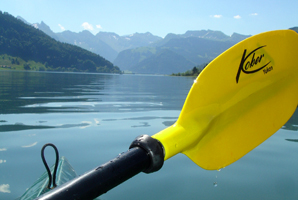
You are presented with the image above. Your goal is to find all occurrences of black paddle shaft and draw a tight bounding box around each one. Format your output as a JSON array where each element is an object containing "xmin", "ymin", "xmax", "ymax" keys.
[{"xmin": 35, "ymin": 135, "xmax": 164, "ymax": 200}]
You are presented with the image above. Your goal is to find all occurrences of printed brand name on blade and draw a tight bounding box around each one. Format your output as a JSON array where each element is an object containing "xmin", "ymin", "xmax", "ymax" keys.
[{"xmin": 236, "ymin": 45, "xmax": 272, "ymax": 83}]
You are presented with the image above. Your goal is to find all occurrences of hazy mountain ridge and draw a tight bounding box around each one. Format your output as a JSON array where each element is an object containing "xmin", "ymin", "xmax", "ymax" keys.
[
  {"xmin": 161, "ymin": 37, "xmax": 234, "ymax": 64},
  {"xmin": 26, "ymin": 18, "xmax": 251, "ymax": 74},
  {"xmin": 114, "ymin": 34, "xmax": 242, "ymax": 74},
  {"xmin": 114, "ymin": 30, "xmax": 251, "ymax": 74},
  {"xmin": 154, "ymin": 30, "xmax": 250, "ymax": 47},
  {"xmin": 33, "ymin": 21, "xmax": 60, "ymax": 41},
  {"xmin": 56, "ymin": 30, "xmax": 118, "ymax": 62},
  {"xmin": 96, "ymin": 31, "xmax": 162, "ymax": 53},
  {"xmin": 130, "ymin": 49, "xmax": 195, "ymax": 74},
  {"xmin": 15, "ymin": 15, "xmax": 298, "ymax": 74},
  {"xmin": 27, "ymin": 21, "xmax": 118, "ymax": 62},
  {"xmin": 31, "ymin": 20, "xmax": 162, "ymax": 62}
]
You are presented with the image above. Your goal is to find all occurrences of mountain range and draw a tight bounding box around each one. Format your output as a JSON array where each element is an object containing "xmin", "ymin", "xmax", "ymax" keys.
[
  {"xmin": 0, "ymin": 12, "xmax": 120, "ymax": 73},
  {"xmin": 22, "ymin": 17, "xmax": 162, "ymax": 63},
  {"xmin": 114, "ymin": 32, "xmax": 249, "ymax": 74},
  {"xmin": 17, "ymin": 16, "xmax": 298, "ymax": 74}
]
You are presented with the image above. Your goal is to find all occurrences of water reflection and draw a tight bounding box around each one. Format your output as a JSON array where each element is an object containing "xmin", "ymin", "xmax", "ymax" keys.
[
  {"xmin": 0, "ymin": 71, "xmax": 112, "ymax": 114},
  {"xmin": 0, "ymin": 123, "xmax": 54, "ymax": 132},
  {"xmin": 0, "ymin": 71, "xmax": 195, "ymax": 200},
  {"xmin": 282, "ymin": 107, "xmax": 298, "ymax": 131},
  {"xmin": 0, "ymin": 184, "xmax": 10, "ymax": 193},
  {"xmin": 102, "ymin": 116, "xmax": 177, "ymax": 128},
  {"xmin": 285, "ymin": 139, "xmax": 298, "ymax": 142},
  {"xmin": 0, "ymin": 121, "xmax": 94, "ymax": 132},
  {"xmin": 282, "ymin": 108, "xmax": 298, "ymax": 143},
  {"xmin": 102, "ymin": 116, "xmax": 177, "ymax": 122},
  {"xmin": 21, "ymin": 101, "xmax": 163, "ymax": 112},
  {"xmin": 131, "ymin": 122, "xmax": 150, "ymax": 128},
  {"xmin": 21, "ymin": 142, "xmax": 38, "ymax": 148},
  {"xmin": 162, "ymin": 121, "xmax": 176, "ymax": 126},
  {"xmin": 0, "ymin": 71, "xmax": 187, "ymax": 115}
]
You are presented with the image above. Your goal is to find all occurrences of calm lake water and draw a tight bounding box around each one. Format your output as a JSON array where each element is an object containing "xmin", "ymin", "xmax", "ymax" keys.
[{"xmin": 1, "ymin": 70, "xmax": 298, "ymax": 200}]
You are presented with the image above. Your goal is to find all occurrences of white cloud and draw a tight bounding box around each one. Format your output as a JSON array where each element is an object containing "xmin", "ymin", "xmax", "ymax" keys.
[
  {"xmin": 0, "ymin": 184, "xmax": 10, "ymax": 193},
  {"xmin": 234, "ymin": 15, "xmax": 241, "ymax": 19},
  {"xmin": 250, "ymin": 13, "xmax": 258, "ymax": 16},
  {"xmin": 212, "ymin": 15, "xmax": 222, "ymax": 18},
  {"xmin": 96, "ymin": 24, "xmax": 102, "ymax": 29},
  {"xmin": 0, "ymin": 148, "xmax": 7, "ymax": 151},
  {"xmin": 0, "ymin": 160, "xmax": 6, "ymax": 164},
  {"xmin": 82, "ymin": 22, "xmax": 94, "ymax": 31},
  {"xmin": 58, "ymin": 24, "xmax": 65, "ymax": 31}
]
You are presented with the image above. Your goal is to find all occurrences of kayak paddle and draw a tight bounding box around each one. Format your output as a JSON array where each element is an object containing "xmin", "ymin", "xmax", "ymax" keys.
[
  {"xmin": 35, "ymin": 30, "xmax": 298, "ymax": 200},
  {"xmin": 153, "ymin": 29, "xmax": 298, "ymax": 170}
]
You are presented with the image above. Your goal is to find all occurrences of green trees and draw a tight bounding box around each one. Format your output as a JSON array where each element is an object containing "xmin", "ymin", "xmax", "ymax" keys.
[
  {"xmin": 191, "ymin": 66, "xmax": 198, "ymax": 75},
  {"xmin": 171, "ymin": 63, "xmax": 208, "ymax": 77},
  {"xmin": 11, "ymin": 58, "xmax": 20, "ymax": 65},
  {"xmin": 171, "ymin": 66, "xmax": 200, "ymax": 76},
  {"xmin": 82, "ymin": 60, "xmax": 96, "ymax": 72},
  {"xmin": 23, "ymin": 63, "xmax": 30, "ymax": 70}
]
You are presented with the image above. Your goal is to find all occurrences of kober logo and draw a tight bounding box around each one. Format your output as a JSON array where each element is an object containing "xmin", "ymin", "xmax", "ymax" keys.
[{"xmin": 236, "ymin": 45, "xmax": 272, "ymax": 83}]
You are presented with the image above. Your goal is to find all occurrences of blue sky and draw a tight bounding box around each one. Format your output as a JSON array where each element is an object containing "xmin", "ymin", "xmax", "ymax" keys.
[{"xmin": 2, "ymin": 0, "xmax": 297, "ymax": 37}]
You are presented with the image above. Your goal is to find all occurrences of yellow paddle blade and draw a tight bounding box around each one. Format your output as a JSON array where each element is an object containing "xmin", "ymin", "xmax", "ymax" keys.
[{"xmin": 153, "ymin": 30, "xmax": 298, "ymax": 170}]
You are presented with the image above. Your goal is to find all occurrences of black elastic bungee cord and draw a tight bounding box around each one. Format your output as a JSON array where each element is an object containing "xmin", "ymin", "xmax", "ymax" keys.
[{"xmin": 41, "ymin": 143, "xmax": 59, "ymax": 189}]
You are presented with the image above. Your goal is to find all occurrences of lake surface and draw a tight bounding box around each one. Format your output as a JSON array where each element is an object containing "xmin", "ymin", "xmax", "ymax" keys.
[{"xmin": 1, "ymin": 70, "xmax": 298, "ymax": 200}]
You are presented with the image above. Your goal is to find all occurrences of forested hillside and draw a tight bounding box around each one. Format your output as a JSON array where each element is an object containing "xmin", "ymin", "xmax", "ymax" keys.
[{"xmin": 0, "ymin": 12, "xmax": 120, "ymax": 73}]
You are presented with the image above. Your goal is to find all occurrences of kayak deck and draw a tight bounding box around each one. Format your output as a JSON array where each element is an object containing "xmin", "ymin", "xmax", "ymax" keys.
[{"xmin": 17, "ymin": 156, "xmax": 77, "ymax": 200}]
